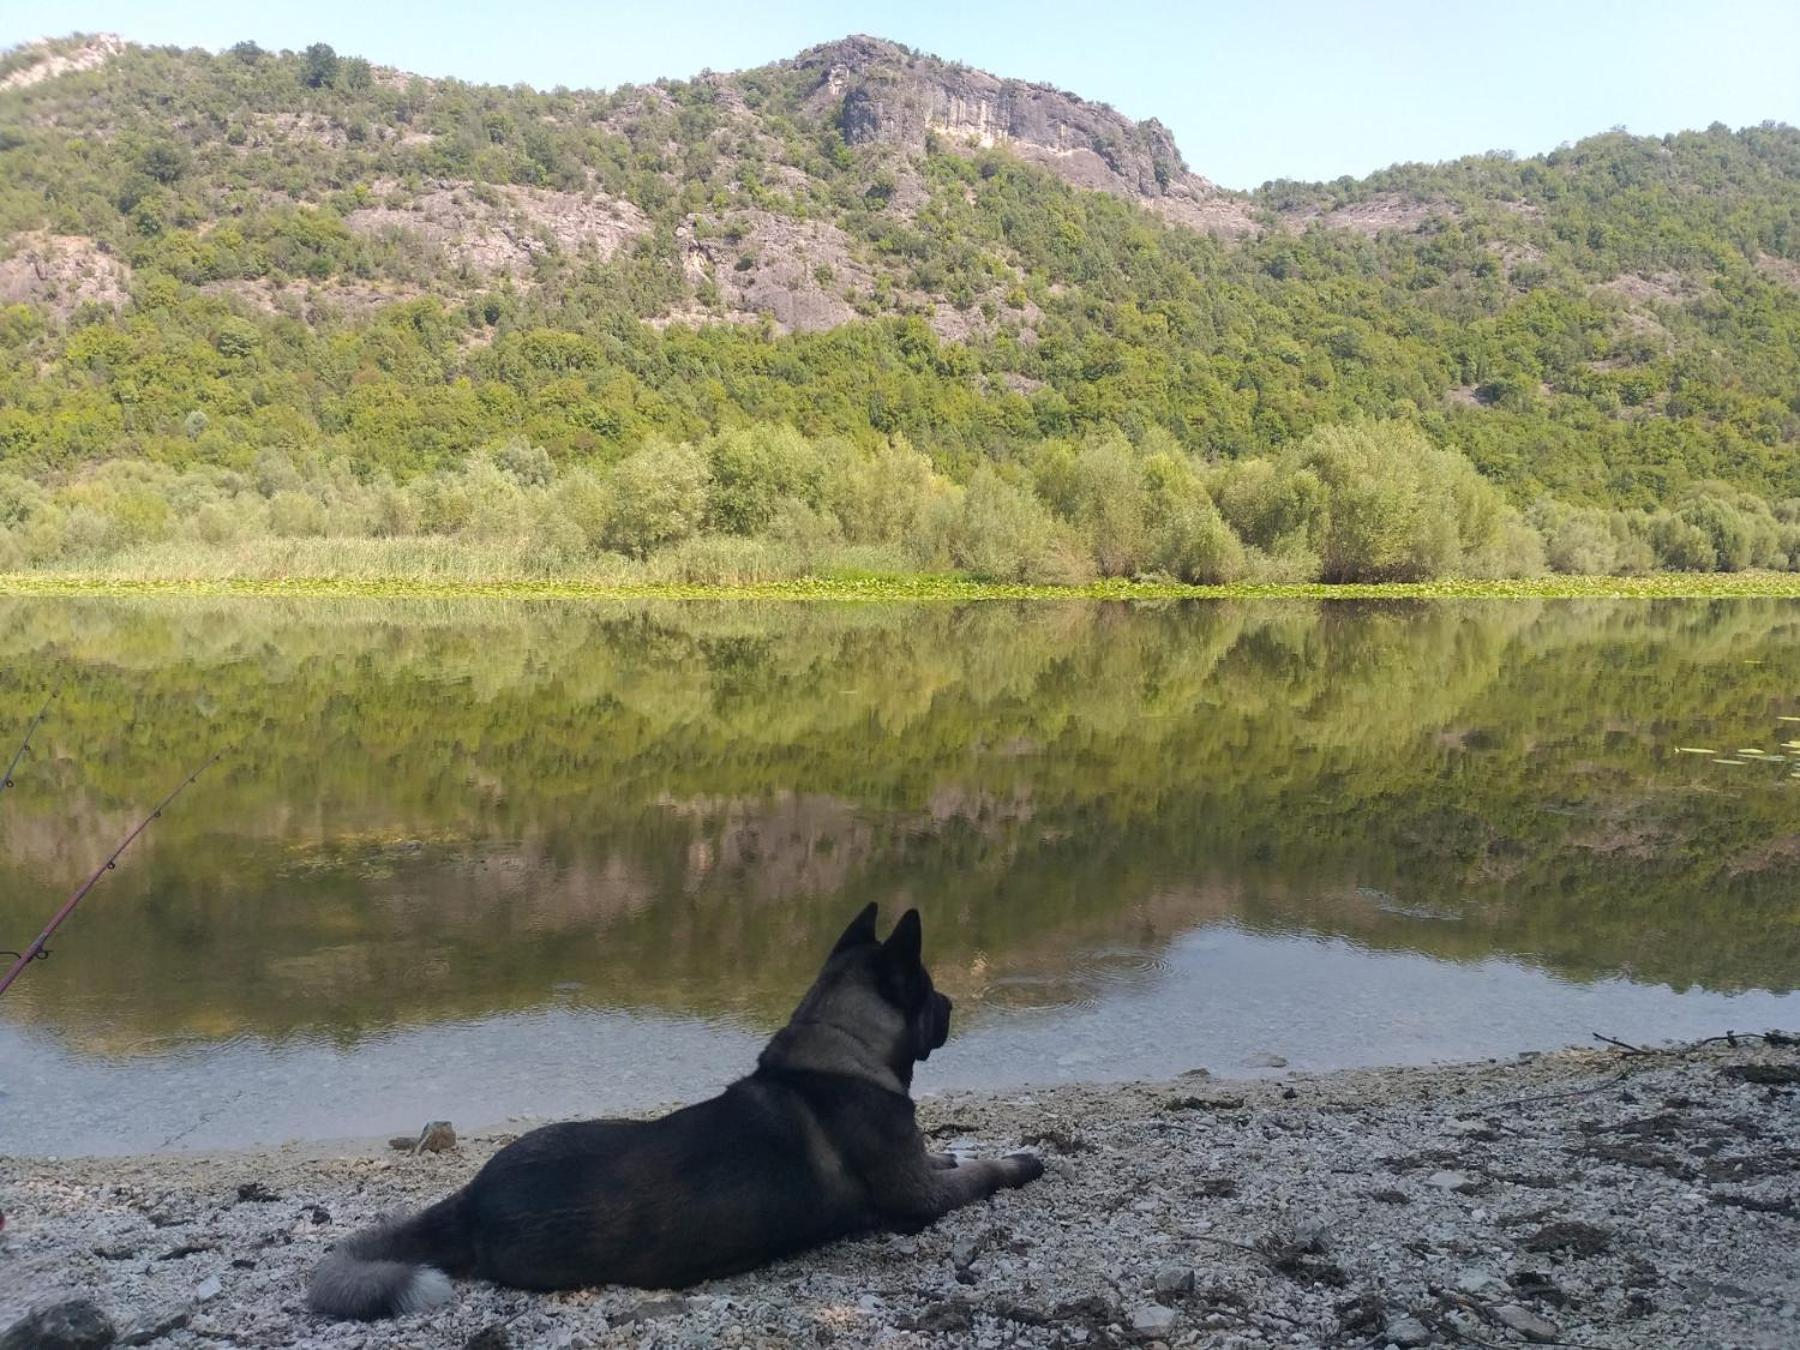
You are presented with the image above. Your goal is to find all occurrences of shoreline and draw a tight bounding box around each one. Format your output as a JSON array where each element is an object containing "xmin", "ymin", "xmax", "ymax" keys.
[
  {"xmin": 3, "ymin": 1038, "xmax": 1795, "ymax": 1347},
  {"xmin": 3, "ymin": 571, "xmax": 1800, "ymax": 602}
]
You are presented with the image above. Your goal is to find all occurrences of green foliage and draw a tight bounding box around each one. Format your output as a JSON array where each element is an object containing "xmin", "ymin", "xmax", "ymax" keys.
[
  {"xmin": 934, "ymin": 467, "xmax": 1092, "ymax": 584},
  {"xmin": 0, "ymin": 40, "xmax": 1796, "ymax": 576},
  {"xmin": 1650, "ymin": 510, "xmax": 1718, "ymax": 571},
  {"xmin": 1218, "ymin": 422, "xmax": 1524, "ymax": 582},
  {"xmin": 704, "ymin": 424, "xmax": 820, "ymax": 535},
  {"xmin": 820, "ymin": 435, "xmax": 938, "ymax": 545},
  {"xmin": 1062, "ymin": 432, "xmax": 1149, "ymax": 577},
  {"xmin": 605, "ymin": 438, "xmax": 710, "ymax": 556},
  {"xmin": 301, "ymin": 43, "xmax": 339, "ymax": 89},
  {"xmin": 0, "ymin": 416, "xmax": 1791, "ymax": 585}
]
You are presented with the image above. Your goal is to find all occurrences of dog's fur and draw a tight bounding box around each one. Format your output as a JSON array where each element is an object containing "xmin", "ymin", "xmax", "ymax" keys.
[{"xmin": 308, "ymin": 904, "xmax": 1044, "ymax": 1320}]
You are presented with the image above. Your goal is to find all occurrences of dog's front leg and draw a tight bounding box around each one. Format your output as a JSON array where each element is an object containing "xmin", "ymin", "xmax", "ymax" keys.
[
  {"xmin": 869, "ymin": 1151, "xmax": 1042, "ymax": 1227},
  {"xmin": 925, "ymin": 1150, "xmax": 959, "ymax": 1170}
]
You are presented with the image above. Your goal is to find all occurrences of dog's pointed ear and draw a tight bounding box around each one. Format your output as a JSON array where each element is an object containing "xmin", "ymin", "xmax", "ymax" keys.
[
  {"xmin": 882, "ymin": 908, "xmax": 923, "ymax": 969},
  {"xmin": 831, "ymin": 902, "xmax": 880, "ymax": 955}
]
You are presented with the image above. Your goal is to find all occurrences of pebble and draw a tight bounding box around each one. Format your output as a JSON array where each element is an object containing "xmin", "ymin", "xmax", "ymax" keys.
[
  {"xmin": 119, "ymin": 1306, "xmax": 191, "ymax": 1346},
  {"xmin": 1129, "ymin": 1304, "xmax": 1179, "ymax": 1334},
  {"xmin": 1424, "ymin": 1170, "xmax": 1479, "ymax": 1192},
  {"xmin": 1, "ymin": 1041, "xmax": 1791, "ymax": 1350},
  {"xmin": 617, "ymin": 1295, "xmax": 687, "ymax": 1324},
  {"xmin": 1493, "ymin": 1304, "xmax": 1561, "ymax": 1342},
  {"xmin": 0, "ymin": 1300, "xmax": 116, "ymax": 1350},
  {"xmin": 1152, "ymin": 1264, "xmax": 1196, "ymax": 1296},
  {"xmin": 1454, "ymin": 1270, "xmax": 1507, "ymax": 1297},
  {"xmin": 389, "ymin": 1120, "xmax": 458, "ymax": 1153},
  {"xmin": 0, "ymin": 1303, "xmax": 114, "ymax": 1350},
  {"xmin": 194, "ymin": 1275, "xmax": 222, "ymax": 1302},
  {"xmin": 1383, "ymin": 1314, "xmax": 1432, "ymax": 1347},
  {"xmin": 418, "ymin": 1121, "xmax": 458, "ymax": 1153}
]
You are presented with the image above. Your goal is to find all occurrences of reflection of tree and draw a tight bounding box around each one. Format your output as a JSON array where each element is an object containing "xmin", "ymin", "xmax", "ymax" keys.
[{"xmin": 0, "ymin": 596, "xmax": 1793, "ymax": 1055}]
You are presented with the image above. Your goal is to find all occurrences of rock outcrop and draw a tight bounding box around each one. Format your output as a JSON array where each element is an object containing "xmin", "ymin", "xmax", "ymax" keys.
[
  {"xmin": 0, "ymin": 232, "xmax": 131, "ymax": 315},
  {"xmin": 792, "ymin": 36, "xmax": 1254, "ymax": 233},
  {"xmin": 0, "ymin": 34, "xmax": 125, "ymax": 91}
]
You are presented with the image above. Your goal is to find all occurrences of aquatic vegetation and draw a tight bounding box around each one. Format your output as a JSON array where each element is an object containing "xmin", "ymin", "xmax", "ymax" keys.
[{"xmin": 3, "ymin": 562, "xmax": 1800, "ymax": 601}]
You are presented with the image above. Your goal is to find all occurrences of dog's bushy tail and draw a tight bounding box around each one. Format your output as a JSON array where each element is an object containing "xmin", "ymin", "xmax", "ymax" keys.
[{"xmin": 308, "ymin": 1191, "xmax": 473, "ymax": 1321}]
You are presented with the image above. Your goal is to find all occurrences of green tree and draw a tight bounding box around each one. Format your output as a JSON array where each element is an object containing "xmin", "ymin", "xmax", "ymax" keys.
[
  {"xmin": 605, "ymin": 439, "xmax": 711, "ymax": 556},
  {"xmin": 301, "ymin": 43, "xmax": 340, "ymax": 89},
  {"xmin": 137, "ymin": 143, "xmax": 189, "ymax": 185}
]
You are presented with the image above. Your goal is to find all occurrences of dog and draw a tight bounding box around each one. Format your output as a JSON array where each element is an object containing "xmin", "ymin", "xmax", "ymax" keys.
[{"xmin": 308, "ymin": 903, "xmax": 1044, "ymax": 1319}]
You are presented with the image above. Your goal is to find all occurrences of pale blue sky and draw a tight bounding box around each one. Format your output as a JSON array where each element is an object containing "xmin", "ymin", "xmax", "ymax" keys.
[{"xmin": 5, "ymin": 1, "xmax": 1796, "ymax": 188}]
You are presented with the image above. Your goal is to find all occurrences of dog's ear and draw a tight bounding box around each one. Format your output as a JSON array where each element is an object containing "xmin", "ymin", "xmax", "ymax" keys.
[
  {"xmin": 882, "ymin": 908, "xmax": 923, "ymax": 970},
  {"xmin": 831, "ymin": 902, "xmax": 880, "ymax": 955}
]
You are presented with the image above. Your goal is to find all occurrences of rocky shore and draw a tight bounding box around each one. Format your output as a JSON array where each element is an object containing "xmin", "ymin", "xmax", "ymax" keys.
[{"xmin": 2, "ymin": 1037, "xmax": 1795, "ymax": 1348}]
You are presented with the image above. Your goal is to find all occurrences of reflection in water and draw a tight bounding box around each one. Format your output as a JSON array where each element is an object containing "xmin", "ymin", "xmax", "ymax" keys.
[
  {"xmin": 0, "ymin": 597, "xmax": 1795, "ymax": 1150},
  {"xmin": 3, "ymin": 926, "xmax": 1792, "ymax": 1156}
]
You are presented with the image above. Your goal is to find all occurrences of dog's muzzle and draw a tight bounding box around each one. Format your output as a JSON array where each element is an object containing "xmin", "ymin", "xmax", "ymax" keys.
[{"xmin": 918, "ymin": 993, "xmax": 952, "ymax": 1060}]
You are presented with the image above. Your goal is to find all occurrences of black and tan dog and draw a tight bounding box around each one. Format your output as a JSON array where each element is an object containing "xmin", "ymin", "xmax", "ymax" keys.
[{"xmin": 309, "ymin": 904, "xmax": 1044, "ymax": 1320}]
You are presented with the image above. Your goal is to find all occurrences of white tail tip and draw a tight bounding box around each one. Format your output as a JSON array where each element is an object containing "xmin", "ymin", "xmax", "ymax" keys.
[{"xmin": 395, "ymin": 1266, "xmax": 453, "ymax": 1315}]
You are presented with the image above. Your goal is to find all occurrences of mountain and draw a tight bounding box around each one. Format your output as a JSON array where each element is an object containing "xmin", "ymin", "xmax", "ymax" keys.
[{"xmin": 0, "ymin": 32, "xmax": 1797, "ymax": 578}]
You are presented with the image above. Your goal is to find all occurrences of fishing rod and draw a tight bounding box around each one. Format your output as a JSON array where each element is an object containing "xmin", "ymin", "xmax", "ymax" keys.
[
  {"xmin": 0, "ymin": 747, "xmax": 230, "ymax": 998},
  {"xmin": 2, "ymin": 690, "xmax": 55, "ymax": 795}
]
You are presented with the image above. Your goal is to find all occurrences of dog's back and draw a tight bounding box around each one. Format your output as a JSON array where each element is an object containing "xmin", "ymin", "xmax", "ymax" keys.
[{"xmin": 464, "ymin": 1078, "xmax": 869, "ymax": 1290}]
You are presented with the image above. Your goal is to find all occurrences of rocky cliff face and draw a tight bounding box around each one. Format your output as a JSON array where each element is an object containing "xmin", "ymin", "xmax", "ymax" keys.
[{"xmin": 792, "ymin": 37, "xmax": 1253, "ymax": 233}]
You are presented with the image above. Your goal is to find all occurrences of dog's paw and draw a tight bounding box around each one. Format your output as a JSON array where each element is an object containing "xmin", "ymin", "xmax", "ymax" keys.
[
  {"xmin": 1003, "ymin": 1152, "xmax": 1045, "ymax": 1186},
  {"xmin": 926, "ymin": 1151, "xmax": 960, "ymax": 1170}
]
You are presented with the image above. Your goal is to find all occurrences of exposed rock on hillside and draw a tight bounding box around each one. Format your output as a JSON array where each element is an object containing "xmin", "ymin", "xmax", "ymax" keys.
[
  {"xmin": 792, "ymin": 36, "xmax": 1255, "ymax": 234},
  {"xmin": 0, "ymin": 232, "xmax": 130, "ymax": 314},
  {"xmin": 344, "ymin": 180, "xmax": 650, "ymax": 276},
  {"xmin": 674, "ymin": 210, "xmax": 870, "ymax": 332},
  {"xmin": 1288, "ymin": 192, "xmax": 1460, "ymax": 237},
  {"xmin": 0, "ymin": 33, "xmax": 124, "ymax": 91}
]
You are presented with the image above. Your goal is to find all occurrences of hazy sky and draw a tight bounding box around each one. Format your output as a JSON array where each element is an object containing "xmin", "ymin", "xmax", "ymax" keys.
[{"xmin": 5, "ymin": 1, "xmax": 1796, "ymax": 188}]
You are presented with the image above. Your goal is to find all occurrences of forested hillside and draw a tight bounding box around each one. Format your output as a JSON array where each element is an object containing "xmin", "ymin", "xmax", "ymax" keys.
[{"xmin": 1, "ymin": 33, "xmax": 1797, "ymax": 581}]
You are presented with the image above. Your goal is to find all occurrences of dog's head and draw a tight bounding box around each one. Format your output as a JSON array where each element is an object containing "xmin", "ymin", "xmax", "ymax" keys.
[
  {"xmin": 829, "ymin": 903, "xmax": 952, "ymax": 1066},
  {"xmin": 768, "ymin": 903, "xmax": 951, "ymax": 1089}
]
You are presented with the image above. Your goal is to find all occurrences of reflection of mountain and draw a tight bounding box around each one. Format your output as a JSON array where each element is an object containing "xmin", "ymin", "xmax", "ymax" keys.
[{"xmin": 0, "ymin": 597, "xmax": 1794, "ymax": 1055}]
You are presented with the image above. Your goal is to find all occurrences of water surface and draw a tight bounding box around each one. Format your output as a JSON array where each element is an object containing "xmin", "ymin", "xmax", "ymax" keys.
[{"xmin": 0, "ymin": 597, "xmax": 1794, "ymax": 1154}]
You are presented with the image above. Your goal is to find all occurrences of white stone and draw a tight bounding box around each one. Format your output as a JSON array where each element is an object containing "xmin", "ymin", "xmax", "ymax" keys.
[{"xmin": 1129, "ymin": 1304, "xmax": 1178, "ymax": 1334}]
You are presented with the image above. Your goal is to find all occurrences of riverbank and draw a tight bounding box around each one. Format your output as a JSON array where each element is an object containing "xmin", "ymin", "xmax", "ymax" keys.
[
  {"xmin": 4, "ymin": 568, "xmax": 1800, "ymax": 602},
  {"xmin": 2, "ymin": 1037, "xmax": 1795, "ymax": 1348}
]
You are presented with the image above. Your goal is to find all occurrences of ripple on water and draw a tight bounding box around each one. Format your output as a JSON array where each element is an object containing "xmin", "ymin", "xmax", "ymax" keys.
[{"xmin": 978, "ymin": 946, "xmax": 1171, "ymax": 1010}]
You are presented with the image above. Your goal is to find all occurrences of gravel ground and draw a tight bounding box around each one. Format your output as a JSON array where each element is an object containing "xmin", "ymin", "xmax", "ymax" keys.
[{"xmin": 2, "ymin": 1037, "xmax": 1796, "ymax": 1349}]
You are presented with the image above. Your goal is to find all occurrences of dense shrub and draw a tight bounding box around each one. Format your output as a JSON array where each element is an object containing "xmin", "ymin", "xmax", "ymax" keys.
[
  {"xmin": 935, "ymin": 468, "xmax": 1092, "ymax": 584},
  {"xmin": 0, "ymin": 421, "xmax": 1790, "ymax": 583},
  {"xmin": 704, "ymin": 425, "xmax": 821, "ymax": 536},
  {"xmin": 604, "ymin": 439, "xmax": 710, "ymax": 556},
  {"xmin": 1212, "ymin": 422, "xmax": 1525, "ymax": 583}
]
